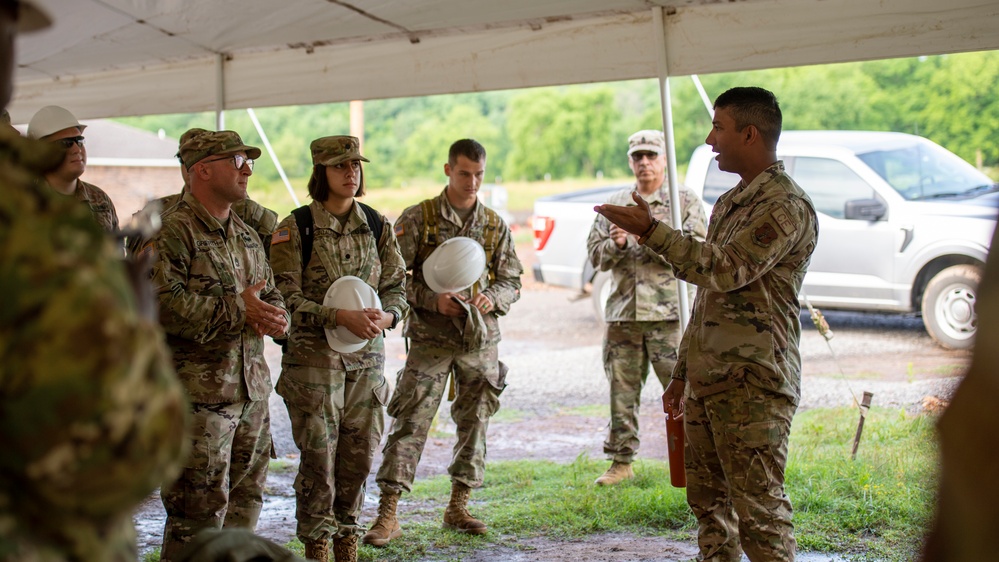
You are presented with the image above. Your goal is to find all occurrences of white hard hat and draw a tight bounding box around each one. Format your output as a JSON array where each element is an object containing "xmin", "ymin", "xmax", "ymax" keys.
[
  {"xmin": 322, "ymin": 275, "xmax": 382, "ymax": 353},
  {"xmin": 27, "ymin": 106, "xmax": 86, "ymax": 140},
  {"xmin": 422, "ymin": 237, "xmax": 486, "ymax": 294}
]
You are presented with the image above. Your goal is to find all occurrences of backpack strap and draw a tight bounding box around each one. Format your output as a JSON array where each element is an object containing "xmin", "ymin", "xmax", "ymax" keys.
[
  {"xmin": 356, "ymin": 201, "xmax": 384, "ymax": 244},
  {"xmin": 417, "ymin": 198, "xmax": 439, "ymax": 264},
  {"xmin": 480, "ymin": 207, "xmax": 502, "ymax": 284},
  {"xmin": 291, "ymin": 205, "xmax": 314, "ymax": 268}
]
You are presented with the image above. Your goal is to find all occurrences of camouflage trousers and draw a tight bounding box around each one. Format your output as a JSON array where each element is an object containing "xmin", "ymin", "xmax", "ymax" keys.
[
  {"xmin": 276, "ymin": 365, "xmax": 390, "ymax": 542},
  {"xmin": 160, "ymin": 400, "xmax": 273, "ymax": 562},
  {"xmin": 684, "ymin": 383, "xmax": 797, "ymax": 562},
  {"xmin": 602, "ymin": 320, "xmax": 680, "ymax": 463},
  {"xmin": 376, "ymin": 343, "xmax": 506, "ymax": 494}
]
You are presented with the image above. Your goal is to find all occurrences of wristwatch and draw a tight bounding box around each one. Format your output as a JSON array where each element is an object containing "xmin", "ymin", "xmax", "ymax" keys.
[{"xmin": 388, "ymin": 310, "xmax": 400, "ymax": 330}]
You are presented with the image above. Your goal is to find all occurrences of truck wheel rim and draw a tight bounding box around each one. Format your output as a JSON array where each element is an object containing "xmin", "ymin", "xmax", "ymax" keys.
[{"xmin": 935, "ymin": 283, "xmax": 976, "ymax": 341}]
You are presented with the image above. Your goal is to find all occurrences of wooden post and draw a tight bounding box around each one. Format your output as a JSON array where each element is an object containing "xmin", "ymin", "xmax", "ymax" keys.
[{"xmin": 851, "ymin": 391, "xmax": 874, "ymax": 460}]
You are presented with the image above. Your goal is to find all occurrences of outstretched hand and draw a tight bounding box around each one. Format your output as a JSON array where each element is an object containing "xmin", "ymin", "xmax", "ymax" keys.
[{"xmin": 594, "ymin": 191, "xmax": 654, "ymax": 236}]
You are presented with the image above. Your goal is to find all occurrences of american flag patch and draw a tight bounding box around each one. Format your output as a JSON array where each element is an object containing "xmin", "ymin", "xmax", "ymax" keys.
[
  {"xmin": 394, "ymin": 222, "xmax": 405, "ymax": 236},
  {"xmin": 272, "ymin": 228, "xmax": 291, "ymax": 245}
]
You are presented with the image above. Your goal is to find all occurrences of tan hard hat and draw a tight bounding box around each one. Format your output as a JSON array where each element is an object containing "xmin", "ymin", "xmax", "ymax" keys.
[
  {"xmin": 422, "ymin": 237, "xmax": 486, "ymax": 294},
  {"xmin": 322, "ymin": 276, "xmax": 382, "ymax": 353}
]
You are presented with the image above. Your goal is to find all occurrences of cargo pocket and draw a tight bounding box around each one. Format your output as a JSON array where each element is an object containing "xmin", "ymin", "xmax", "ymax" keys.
[
  {"xmin": 276, "ymin": 376, "xmax": 331, "ymax": 454},
  {"xmin": 728, "ymin": 418, "xmax": 789, "ymax": 509},
  {"xmin": 373, "ymin": 376, "xmax": 391, "ymax": 407},
  {"xmin": 385, "ymin": 368, "xmax": 411, "ymax": 419},
  {"xmin": 480, "ymin": 361, "xmax": 509, "ymax": 420}
]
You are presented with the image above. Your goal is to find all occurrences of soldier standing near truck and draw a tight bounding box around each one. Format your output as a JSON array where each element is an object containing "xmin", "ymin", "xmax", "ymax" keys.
[{"xmin": 587, "ymin": 129, "xmax": 707, "ymax": 486}]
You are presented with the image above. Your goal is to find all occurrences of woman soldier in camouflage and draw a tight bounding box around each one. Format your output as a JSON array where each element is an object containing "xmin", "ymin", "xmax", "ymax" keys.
[{"xmin": 268, "ymin": 136, "xmax": 408, "ymax": 562}]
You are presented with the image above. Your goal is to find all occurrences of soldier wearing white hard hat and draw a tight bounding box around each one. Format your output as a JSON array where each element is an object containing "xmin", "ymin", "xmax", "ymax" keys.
[{"xmin": 27, "ymin": 104, "xmax": 120, "ymax": 234}]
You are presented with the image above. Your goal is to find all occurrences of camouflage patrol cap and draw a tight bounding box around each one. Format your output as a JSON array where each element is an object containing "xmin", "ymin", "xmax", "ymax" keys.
[
  {"xmin": 179, "ymin": 130, "xmax": 262, "ymax": 170},
  {"xmin": 175, "ymin": 127, "xmax": 210, "ymax": 158},
  {"xmin": 627, "ymin": 129, "xmax": 665, "ymax": 156},
  {"xmin": 311, "ymin": 135, "xmax": 369, "ymax": 167}
]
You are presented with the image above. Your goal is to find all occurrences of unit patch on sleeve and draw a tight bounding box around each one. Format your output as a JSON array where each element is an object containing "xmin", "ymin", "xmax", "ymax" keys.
[
  {"xmin": 752, "ymin": 222, "xmax": 780, "ymax": 247},
  {"xmin": 394, "ymin": 222, "xmax": 405, "ymax": 236}
]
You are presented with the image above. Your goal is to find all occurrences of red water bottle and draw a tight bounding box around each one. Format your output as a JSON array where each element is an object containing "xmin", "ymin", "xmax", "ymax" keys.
[{"xmin": 665, "ymin": 411, "xmax": 686, "ymax": 488}]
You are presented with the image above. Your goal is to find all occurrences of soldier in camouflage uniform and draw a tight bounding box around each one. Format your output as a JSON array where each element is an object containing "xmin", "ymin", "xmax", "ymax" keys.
[
  {"xmin": 126, "ymin": 127, "xmax": 279, "ymax": 259},
  {"xmin": 268, "ymin": 136, "xmax": 408, "ymax": 562},
  {"xmin": 150, "ymin": 130, "xmax": 290, "ymax": 561},
  {"xmin": 363, "ymin": 139, "xmax": 523, "ymax": 547},
  {"xmin": 586, "ymin": 130, "xmax": 708, "ymax": 486},
  {"xmin": 0, "ymin": 2, "xmax": 189, "ymax": 560},
  {"xmin": 596, "ymin": 87, "xmax": 818, "ymax": 562},
  {"xmin": 27, "ymin": 105, "xmax": 119, "ymax": 235}
]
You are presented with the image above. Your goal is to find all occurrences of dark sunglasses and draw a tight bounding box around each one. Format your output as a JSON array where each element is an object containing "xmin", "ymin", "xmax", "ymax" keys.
[
  {"xmin": 202, "ymin": 154, "xmax": 254, "ymax": 171},
  {"xmin": 630, "ymin": 151, "xmax": 658, "ymax": 162},
  {"xmin": 54, "ymin": 136, "xmax": 85, "ymax": 149}
]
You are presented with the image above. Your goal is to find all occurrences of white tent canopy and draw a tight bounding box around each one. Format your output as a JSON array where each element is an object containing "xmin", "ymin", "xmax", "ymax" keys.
[{"xmin": 11, "ymin": 0, "xmax": 999, "ymax": 121}]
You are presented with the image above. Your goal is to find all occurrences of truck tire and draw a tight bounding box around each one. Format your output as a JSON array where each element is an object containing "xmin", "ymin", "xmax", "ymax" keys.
[
  {"xmin": 921, "ymin": 264, "xmax": 981, "ymax": 350},
  {"xmin": 591, "ymin": 270, "xmax": 611, "ymax": 323}
]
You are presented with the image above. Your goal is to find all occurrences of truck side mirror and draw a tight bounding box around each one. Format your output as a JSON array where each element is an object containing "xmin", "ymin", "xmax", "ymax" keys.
[{"xmin": 844, "ymin": 198, "xmax": 887, "ymax": 221}]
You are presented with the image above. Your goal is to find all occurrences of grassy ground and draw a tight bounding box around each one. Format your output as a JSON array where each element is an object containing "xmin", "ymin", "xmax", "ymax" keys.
[{"xmin": 225, "ymin": 406, "xmax": 931, "ymax": 562}]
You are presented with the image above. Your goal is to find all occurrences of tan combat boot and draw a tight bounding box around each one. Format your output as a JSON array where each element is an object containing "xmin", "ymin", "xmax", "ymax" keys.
[
  {"xmin": 332, "ymin": 534, "xmax": 358, "ymax": 562},
  {"xmin": 303, "ymin": 538, "xmax": 329, "ymax": 562},
  {"xmin": 594, "ymin": 461, "xmax": 635, "ymax": 486},
  {"xmin": 361, "ymin": 490, "xmax": 403, "ymax": 547},
  {"xmin": 442, "ymin": 481, "xmax": 488, "ymax": 535}
]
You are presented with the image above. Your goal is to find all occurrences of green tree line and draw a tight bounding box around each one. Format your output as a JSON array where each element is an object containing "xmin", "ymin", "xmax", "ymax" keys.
[{"xmin": 119, "ymin": 50, "xmax": 999, "ymax": 189}]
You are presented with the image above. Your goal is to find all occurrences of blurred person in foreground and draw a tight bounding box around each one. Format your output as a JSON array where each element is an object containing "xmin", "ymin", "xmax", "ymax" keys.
[
  {"xmin": 27, "ymin": 103, "xmax": 119, "ymax": 234},
  {"xmin": 595, "ymin": 87, "xmax": 818, "ymax": 561},
  {"xmin": 586, "ymin": 129, "xmax": 707, "ymax": 486},
  {"xmin": 0, "ymin": 0, "xmax": 188, "ymax": 559},
  {"xmin": 269, "ymin": 136, "xmax": 408, "ymax": 561},
  {"xmin": 921, "ymin": 215, "xmax": 999, "ymax": 561},
  {"xmin": 126, "ymin": 127, "xmax": 278, "ymax": 259},
  {"xmin": 149, "ymin": 130, "xmax": 289, "ymax": 560}
]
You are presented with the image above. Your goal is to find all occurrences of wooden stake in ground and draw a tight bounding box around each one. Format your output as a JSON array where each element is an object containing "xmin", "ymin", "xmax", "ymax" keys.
[{"xmin": 851, "ymin": 391, "xmax": 874, "ymax": 460}]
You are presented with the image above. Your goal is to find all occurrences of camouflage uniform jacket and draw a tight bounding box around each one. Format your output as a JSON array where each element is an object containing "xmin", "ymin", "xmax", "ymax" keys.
[
  {"xmin": 269, "ymin": 199, "xmax": 408, "ymax": 373},
  {"xmin": 128, "ymin": 191, "xmax": 277, "ymax": 258},
  {"xmin": 643, "ymin": 162, "xmax": 817, "ymax": 404},
  {"xmin": 0, "ymin": 129, "xmax": 187, "ymax": 559},
  {"xmin": 74, "ymin": 179, "xmax": 119, "ymax": 234},
  {"xmin": 151, "ymin": 191, "xmax": 289, "ymax": 404},
  {"xmin": 395, "ymin": 189, "xmax": 523, "ymax": 349},
  {"xmin": 587, "ymin": 183, "xmax": 708, "ymax": 322}
]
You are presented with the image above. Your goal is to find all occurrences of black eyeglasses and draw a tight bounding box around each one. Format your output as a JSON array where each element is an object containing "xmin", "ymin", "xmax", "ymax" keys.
[
  {"xmin": 630, "ymin": 151, "xmax": 658, "ymax": 162},
  {"xmin": 203, "ymin": 154, "xmax": 254, "ymax": 171},
  {"xmin": 54, "ymin": 136, "xmax": 85, "ymax": 149}
]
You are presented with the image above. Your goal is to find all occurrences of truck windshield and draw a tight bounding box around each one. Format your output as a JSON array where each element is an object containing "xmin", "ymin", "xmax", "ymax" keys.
[{"xmin": 857, "ymin": 140, "xmax": 995, "ymax": 201}]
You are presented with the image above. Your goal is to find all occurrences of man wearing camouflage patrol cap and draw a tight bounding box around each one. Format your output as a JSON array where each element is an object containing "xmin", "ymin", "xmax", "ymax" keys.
[
  {"xmin": 269, "ymin": 135, "xmax": 408, "ymax": 562},
  {"xmin": 0, "ymin": 0, "xmax": 189, "ymax": 559},
  {"xmin": 586, "ymin": 129, "xmax": 707, "ymax": 486},
  {"xmin": 126, "ymin": 127, "xmax": 280, "ymax": 260},
  {"xmin": 596, "ymin": 87, "xmax": 818, "ymax": 561},
  {"xmin": 150, "ymin": 129, "xmax": 291, "ymax": 560}
]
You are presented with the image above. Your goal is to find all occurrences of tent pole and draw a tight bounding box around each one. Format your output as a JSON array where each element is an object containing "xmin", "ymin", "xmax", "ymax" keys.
[
  {"xmin": 215, "ymin": 54, "xmax": 225, "ymax": 130},
  {"xmin": 246, "ymin": 108, "xmax": 300, "ymax": 208},
  {"xmin": 653, "ymin": 7, "xmax": 690, "ymax": 329}
]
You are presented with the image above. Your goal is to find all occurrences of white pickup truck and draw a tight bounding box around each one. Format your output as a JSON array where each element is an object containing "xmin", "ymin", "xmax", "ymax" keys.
[{"xmin": 531, "ymin": 131, "xmax": 997, "ymax": 349}]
